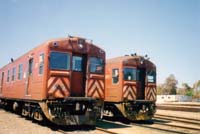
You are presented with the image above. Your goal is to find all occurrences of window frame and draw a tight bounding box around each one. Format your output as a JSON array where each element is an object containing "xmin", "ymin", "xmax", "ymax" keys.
[
  {"xmin": 49, "ymin": 52, "xmax": 70, "ymax": 71},
  {"xmin": 147, "ymin": 70, "xmax": 156, "ymax": 83},
  {"xmin": 28, "ymin": 58, "xmax": 34, "ymax": 75},
  {"xmin": 72, "ymin": 56, "xmax": 83, "ymax": 72},
  {"xmin": 18, "ymin": 64, "xmax": 23, "ymax": 80},
  {"xmin": 7, "ymin": 69, "xmax": 10, "ymax": 82},
  {"xmin": 112, "ymin": 68, "xmax": 119, "ymax": 84},
  {"xmin": 123, "ymin": 67, "xmax": 137, "ymax": 81},
  {"xmin": 11, "ymin": 67, "xmax": 16, "ymax": 81},
  {"xmin": 89, "ymin": 57, "xmax": 104, "ymax": 74},
  {"xmin": 0, "ymin": 72, "xmax": 1, "ymax": 86},
  {"xmin": 39, "ymin": 53, "xmax": 45, "ymax": 75}
]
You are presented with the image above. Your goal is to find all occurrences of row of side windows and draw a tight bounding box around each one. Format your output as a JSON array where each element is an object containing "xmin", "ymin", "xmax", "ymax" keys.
[
  {"xmin": 6, "ymin": 53, "xmax": 44, "ymax": 82},
  {"xmin": 7, "ymin": 64, "xmax": 23, "ymax": 82}
]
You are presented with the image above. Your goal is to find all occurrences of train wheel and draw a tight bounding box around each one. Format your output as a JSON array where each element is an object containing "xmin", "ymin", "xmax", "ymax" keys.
[{"xmin": 33, "ymin": 110, "xmax": 43, "ymax": 121}]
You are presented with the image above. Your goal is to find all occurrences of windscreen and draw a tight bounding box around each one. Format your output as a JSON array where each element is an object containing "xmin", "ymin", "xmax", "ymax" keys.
[
  {"xmin": 147, "ymin": 70, "xmax": 156, "ymax": 83},
  {"xmin": 89, "ymin": 57, "xmax": 104, "ymax": 74},
  {"xmin": 123, "ymin": 68, "xmax": 137, "ymax": 81},
  {"xmin": 50, "ymin": 52, "xmax": 70, "ymax": 70}
]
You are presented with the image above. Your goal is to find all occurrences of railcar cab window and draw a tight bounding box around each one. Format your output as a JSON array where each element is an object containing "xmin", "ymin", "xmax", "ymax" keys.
[
  {"xmin": 89, "ymin": 57, "xmax": 104, "ymax": 74},
  {"xmin": 72, "ymin": 56, "xmax": 83, "ymax": 71},
  {"xmin": 147, "ymin": 70, "xmax": 156, "ymax": 83},
  {"xmin": 123, "ymin": 68, "xmax": 137, "ymax": 81},
  {"xmin": 50, "ymin": 52, "xmax": 70, "ymax": 70}
]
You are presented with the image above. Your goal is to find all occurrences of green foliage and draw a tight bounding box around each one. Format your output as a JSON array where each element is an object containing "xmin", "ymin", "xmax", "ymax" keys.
[
  {"xmin": 181, "ymin": 83, "xmax": 193, "ymax": 96},
  {"xmin": 186, "ymin": 90, "xmax": 193, "ymax": 96},
  {"xmin": 163, "ymin": 74, "xmax": 178, "ymax": 95},
  {"xmin": 157, "ymin": 74, "xmax": 178, "ymax": 95},
  {"xmin": 157, "ymin": 76, "xmax": 200, "ymax": 98}
]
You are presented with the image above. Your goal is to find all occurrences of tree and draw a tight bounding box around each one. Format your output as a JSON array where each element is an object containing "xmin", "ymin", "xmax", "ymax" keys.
[
  {"xmin": 182, "ymin": 83, "xmax": 193, "ymax": 96},
  {"xmin": 162, "ymin": 74, "xmax": 178, "ymax": 95},
  {"xmin": 157, "ymin": 84, "xmax": 164, "ymax": 95},
  {"xmin": 177, "ymin": 87, "xmax": 186, "ymax": 95}
]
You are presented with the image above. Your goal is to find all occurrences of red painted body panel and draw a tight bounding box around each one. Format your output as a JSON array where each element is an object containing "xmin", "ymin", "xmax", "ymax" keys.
[{"xmin": 0, "ymin": 37, "xmax": 105, "ymax": 101}]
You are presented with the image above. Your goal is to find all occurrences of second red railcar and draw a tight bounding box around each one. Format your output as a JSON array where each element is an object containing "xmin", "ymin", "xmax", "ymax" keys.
[{"xmin": 104, "ymin": 55, "xmax": 156, "ymax": 120}]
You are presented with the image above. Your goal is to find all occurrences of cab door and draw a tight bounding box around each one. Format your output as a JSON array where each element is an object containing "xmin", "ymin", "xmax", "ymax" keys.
[
  {"xmin": 137, "ymin": 68, "xmax": 146, "ymax": 99},
  {"xmin": 0, "ymin": 72, "xmax": 4, "ymax": 94},
  {"xmin": 71, "ymin": 54, "xmax": 87, "ymax": 97}
]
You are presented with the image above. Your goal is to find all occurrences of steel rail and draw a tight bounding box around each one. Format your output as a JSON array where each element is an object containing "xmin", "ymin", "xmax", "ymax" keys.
[
  {"xmin": 154, "ymin": 121, "xmax": 200, "ymax": 131},
  {"xmin": 131, "ymin": 122, "xmax": 189, "ymax": 134},
  {"xmin": 96, "ymin": 127, "xmax": 119, "ymax": 134},
  {"xmin": 155, "ymin": 114, "xmax": 200, "ymax": 122}
]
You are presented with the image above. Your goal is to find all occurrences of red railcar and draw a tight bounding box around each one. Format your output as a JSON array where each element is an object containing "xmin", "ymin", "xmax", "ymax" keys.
[
  {"xmin": 0, "ymin": 36, "xmax": 105, "ymax": 125},
  {"xmin": 104, "ymin": 55, "xmax": 156, "ymax": 120}
]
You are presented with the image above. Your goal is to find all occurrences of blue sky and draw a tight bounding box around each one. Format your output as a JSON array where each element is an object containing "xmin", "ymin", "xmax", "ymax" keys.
[{"xmin": 0, "ymin": 0, "xmax": 199, "ymax": 86}]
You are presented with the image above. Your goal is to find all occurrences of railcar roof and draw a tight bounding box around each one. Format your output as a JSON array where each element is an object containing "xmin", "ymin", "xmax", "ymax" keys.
[
  {"xmin": 106, "ymin": 55, "xmax": 156, "ymax": 69},
  {"xmin": 107, "ymin": 55, "xmax": 143, "ymax": 63},
  {"xmin": 0, "ymin": 36, "xmax": 104, "ymax": 69}
]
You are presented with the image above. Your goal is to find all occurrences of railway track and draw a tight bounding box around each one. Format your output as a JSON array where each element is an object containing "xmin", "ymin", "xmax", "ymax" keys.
[
  {"xmin": 57, "ymin": 127, "xmax": 119, "ymax": 134},
  {"xmin": 96, "ymin": 127, "xmax": 119, "ymax": 134},
  {"xmin": 131, "ymin": 118, "xmax": 200, "ymax": 134},
  {"xmin": 98, "ymin": 117, "xmax": 200, "ymax": 134},
  {"xmin": 157, "ymin": 103, "xmax": 200, "ymax": 107},
  {"xmin": 149, "ymin": 114, "xmax": 200, "ymax": 134},
  {"xmin": 154, "ymin": 114, "xmax": 200, "ymax": 125},
  {"xmin": 157, "ymin": 104, "xmax": 200, "ymax": 112}
]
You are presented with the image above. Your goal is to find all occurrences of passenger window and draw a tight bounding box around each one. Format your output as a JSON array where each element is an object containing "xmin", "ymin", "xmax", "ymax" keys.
[
  {"xmin": 0, "ymin": 73, "xmax": 1, "ymax": 85},
  {"xmin": 7, "ymin": 69, "xmax": 10, "ymax": 82},
  {"xmin": 28, "ymin": 58, "xmax": 34, "ymax": 75},
  {"xmin": 39, "ymin": 53, "xmax": 44, "ymax": 74},
  {"xmin": 72, "ymin": 56, "xmax": 83, "ymax": 72},
  {"xmin": 112, "ymin": 68, "xmax": 119, "ymax": 84},
  {"xmin": 18, "ymin": 64, "xmax": 23, "ymax": 80},
  {"xmin": 12, "ymin": 67, "xmax": 16, "ymax": 81},
  {"xmin": 0, "ymin": 72, "xmax": 3, "ymax": 93}
]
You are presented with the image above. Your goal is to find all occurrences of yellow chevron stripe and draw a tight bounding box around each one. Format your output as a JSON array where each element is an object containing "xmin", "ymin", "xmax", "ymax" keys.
[
  {"xmin": 146, "ymin": 87, "xmax": 156, "ymax": 100},
  {"xmin": 88, "ymin": 79, "xmax": 104, "ymax": 98},
  {"xmin": 123, "ymin": 85, "xmax": 136, "ymax": 100}
]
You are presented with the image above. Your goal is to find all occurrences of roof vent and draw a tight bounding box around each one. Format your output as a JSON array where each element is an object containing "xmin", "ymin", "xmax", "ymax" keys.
[{"xmin": 131, "ymin": 53, "xmax": 137, "ymax": 56}]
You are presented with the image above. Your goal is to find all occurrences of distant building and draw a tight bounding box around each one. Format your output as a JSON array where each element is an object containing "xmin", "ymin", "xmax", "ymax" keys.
[{"xmin": 157, "ymin": 95, "xmax": 192, "ymax": 102}]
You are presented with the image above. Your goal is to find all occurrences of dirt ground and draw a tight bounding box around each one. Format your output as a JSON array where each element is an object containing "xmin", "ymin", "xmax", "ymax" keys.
[
  {"xmin": 0, "ymin": 109, "xmax": 60, "ymax": 134},
  {"xmin": 1, "ymin": 108, "xmax": 199, "ymax": 134},
  {"xmin": 0, "ymin": 109, "xmax": 101, "ymax": 134}
]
